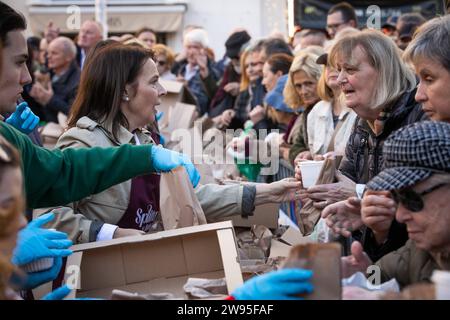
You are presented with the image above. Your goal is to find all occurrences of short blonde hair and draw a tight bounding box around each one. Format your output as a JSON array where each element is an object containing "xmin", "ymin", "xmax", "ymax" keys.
[
  {"xmin": 329, "ymin": 29, "xmax": 416, "ymax": 110},
  {"xmin": 283, "ymin": 50, "xmax": 324, "ymax": 109}
]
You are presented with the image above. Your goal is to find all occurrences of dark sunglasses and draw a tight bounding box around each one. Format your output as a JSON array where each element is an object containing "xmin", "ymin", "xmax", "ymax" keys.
[{"xmin": 391, "ymin": 183, "xmax": 449, "ymax": 212}]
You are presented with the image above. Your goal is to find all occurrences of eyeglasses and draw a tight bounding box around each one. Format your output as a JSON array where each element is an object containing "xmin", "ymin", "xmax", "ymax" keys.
[{"xmin": 391, "ymin": 183, "xmax": 449, "ymax": 212}]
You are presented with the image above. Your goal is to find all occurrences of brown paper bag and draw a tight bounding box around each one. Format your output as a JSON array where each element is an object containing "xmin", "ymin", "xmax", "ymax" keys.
[
  {"xmin": 296, "ymin": 156, "xmax": 343, "ymax": 236},
  {"xmin": 160, "ymin": 167, "xmax": 207, "ymax": 230},
  {"xmin": 282, "ymin": 243, "xmax": 341, "ymax": 300}
]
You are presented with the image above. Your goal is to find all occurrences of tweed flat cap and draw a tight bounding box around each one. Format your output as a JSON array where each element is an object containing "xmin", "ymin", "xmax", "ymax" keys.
[{"xmin": 367, "ymin": 121, "xmax": 450, "ymax": 191}]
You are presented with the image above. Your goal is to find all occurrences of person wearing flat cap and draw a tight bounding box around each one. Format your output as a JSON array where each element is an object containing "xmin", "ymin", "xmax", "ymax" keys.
[
  {"xmin": 228, "ymin": 121, "xmax": 450, "ymax": 300},
  {"xmin": 209, "ymin": 30, "xmax": 251, "ymax": 127},
  {"xmin": 340, "ymin": 121, "xmax": 450, "ymax": 289}
]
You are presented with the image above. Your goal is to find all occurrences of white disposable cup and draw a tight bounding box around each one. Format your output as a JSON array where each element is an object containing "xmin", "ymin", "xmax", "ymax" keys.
[
  {"xmin": 298, "ymin": 160, "xmax": 324, "ymax": 188},
  {"xmin": 431, "ymin": 270, "xmax": 450, "ymax": 299}
]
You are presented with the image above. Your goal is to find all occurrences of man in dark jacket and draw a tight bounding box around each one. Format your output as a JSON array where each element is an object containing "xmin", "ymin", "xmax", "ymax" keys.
[
  {"xmin": 29, "ymin": 36, "xmax": 80, "ymax": 123},
  {"xmin": 208, "ymin": 30, "xmax": 250, "ymax": 124},
  {"xmin": 341, "ymin": 121, "xmax": 450, "ymax": 289},
  {"xmin": 176, "ymin": 29, "xmax": 220, "ymax": 116}
]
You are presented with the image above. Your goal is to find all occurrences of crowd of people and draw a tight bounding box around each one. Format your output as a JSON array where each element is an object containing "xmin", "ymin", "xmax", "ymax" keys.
[{"xmin": 1, "ymin": 0, "xmax": 450, "ymax": 300}]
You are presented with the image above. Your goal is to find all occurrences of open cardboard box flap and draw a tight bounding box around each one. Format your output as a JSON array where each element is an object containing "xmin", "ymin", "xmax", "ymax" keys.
[
  {"xmin": 218, "ymin": 203, "xmax": 279, "ymax": 229},
  {"xmin": 58, "ymin": 221, "xmax": 243, "ymax": 299}
]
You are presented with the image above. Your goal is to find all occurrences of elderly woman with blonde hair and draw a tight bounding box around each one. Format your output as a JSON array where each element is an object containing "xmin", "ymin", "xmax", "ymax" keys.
[
  {"xmin": 315, "ymin": 29, "xmax": 425, "ymax": 261},
  {"xmin": 285, "ymin": 49, "xmax": 324, "ymax": 164}
]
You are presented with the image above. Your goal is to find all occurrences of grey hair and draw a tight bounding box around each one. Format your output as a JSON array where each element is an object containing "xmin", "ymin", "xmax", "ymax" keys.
[
  {"xmin": 54, "ymin": 36, "xmax": 77, "ymax": 58},
  {"xmin": 403, "ymin": 15, "xmax": 450, "ymax": 73}
]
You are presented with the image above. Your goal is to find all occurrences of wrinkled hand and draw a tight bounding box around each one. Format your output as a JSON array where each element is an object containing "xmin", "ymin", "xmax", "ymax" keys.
[
  {"xmin": 361, "ymin": 190, "xmax": 397, "ymax": 244},
  {"xmin": 29, "ymin": 82, "xmax": 54, "ymax": 106},
  {"xmin": 12, "ymin": 212, "xmax": 73, "ymax": 267},
  {"xmin": 196, "ymin": 50, "xmax": 209, "ymax": 78},
  {"xmin": 341, "ymin": 241, "xmax": 372, "ymax": 278},
  {"xmin": 322, "ymin": 197, "xmax": 363, "ymax": 237},
  {"xmin": 249, "ymin": 105, "xmax": 265, "ymax": 124},
  {"xmin": 231, "ymin": 269, "xmax": 313, "ymax": 300},
  {"xmin": 113, "ymin": 227, "xmax": 146, "ymax": 239},
  {"xmin": 5, "ymin": 102, "xmax": 40, "ymax": 134},
  {"xmin": 150, "ymin": 146, "xmax": 200, "ymax": 187},
  {"xmin": 306, "ymin": 172, "xmax": 356, "ymax": 208},
  {"xmin": 255, "ymin": 178, "xmax": 303, "ymax": 205},
  {"xmin": 294, "ymin": 151, "xmax": 313, "ymax": 164},
  {"xmin": 223, "ymin": 82, "xmax": 240, "ymax": 96}
]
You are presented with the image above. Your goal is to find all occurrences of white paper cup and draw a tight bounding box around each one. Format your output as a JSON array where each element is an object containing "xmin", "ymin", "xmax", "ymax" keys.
[
  {"xmin": 298, "ymin": 160, "xmax": 324, "ymax": 188},
  {"xmin": 432, "ymin": 270, "xmax": 450, "ymax": 299}
]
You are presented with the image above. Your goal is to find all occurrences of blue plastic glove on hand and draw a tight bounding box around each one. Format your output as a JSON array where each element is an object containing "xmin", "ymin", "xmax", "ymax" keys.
[
  {"xmin": 5, "ymin": 102, "xmax": 40, "ymax": 134},
  {"xmin": 12, "ymin": 212, "xmax": 73, "ymax": 267},
  {"xmin": 41, "ymin": 284, "xmax": 72, "ymax": 300},
  {"xmin": 231, "ymin": 269, "xmax": 314, "ymax": 300},
  {"xmin": 155, "ymin": 111, "xmax": 164, "ymax": 122},
  {"xmin": 41, "ymin": 284, "xmax": 102, "ymax": 300},
  {"xmin": 26, "ymin": 257, "xmax": 64, "ymax": 290},
  {"xmin": 150, "ymin": 146, "xmax": 200, "ymax": 188}
]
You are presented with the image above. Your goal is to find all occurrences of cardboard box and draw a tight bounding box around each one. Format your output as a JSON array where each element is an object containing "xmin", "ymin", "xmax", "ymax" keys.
[
  {"xmin": 158, "ymin": 80, "xmax": 197, "ymax": 135},
  {"xmin": 282, "ymin": 243, "xmax": 342, "ymax": 300},
  {"xmin": 157, "ymin": 80, "xmax": 185, "ymax": 128},
  {"xmin": 220, "ymin": 203, "xmax": 280, "ymax": 229},
  {"xmin": 54, "ymin": 221, "xmax": 243, "ymax": 299}
]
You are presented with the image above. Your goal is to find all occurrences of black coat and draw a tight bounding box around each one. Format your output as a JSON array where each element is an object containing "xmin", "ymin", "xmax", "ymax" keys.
[
  {"xmin": 339, "ymin": 88, "xmax": 427, "ymax": 262},
  {"xmin": 44, "ymin": 61, "xmax": 80, "ymax": 123}
]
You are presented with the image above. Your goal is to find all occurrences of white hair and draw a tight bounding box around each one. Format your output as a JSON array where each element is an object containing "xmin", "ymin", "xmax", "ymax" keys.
[{"xmin": 184, "ymin": 28, "xmax": 209, "ymax": 48}]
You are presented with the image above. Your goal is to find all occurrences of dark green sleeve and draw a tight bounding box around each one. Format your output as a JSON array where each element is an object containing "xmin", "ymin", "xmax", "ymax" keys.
[{"xmin": 0, "ymin": 122, "xmax": 154, "ymax": 208}]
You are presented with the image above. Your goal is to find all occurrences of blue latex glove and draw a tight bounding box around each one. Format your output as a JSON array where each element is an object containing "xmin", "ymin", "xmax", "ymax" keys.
[
  {"xmin": 157, "ymin": 133, "xmax": 166, "ymax": 146},
  {"xmin": 5, "ymin": 102, "xmax": 40, "ymax": 134},
  {"xmin": 150, "ymin": 146, "xmax": 200, "ymax": 188},
  {"xmin": 12, "ymin": 212, "xmax": 73, "ymax": 267},
  {"xmin": 231, "ymin": 269, "xmax": 314, "ymax": 300},
  {"xmin": 155, "ymin": 111, "xmax": 164, "ymax": 122},
  {"xmin": 41, "ymin": 284, "xmax": 72, "ymax": 300}
]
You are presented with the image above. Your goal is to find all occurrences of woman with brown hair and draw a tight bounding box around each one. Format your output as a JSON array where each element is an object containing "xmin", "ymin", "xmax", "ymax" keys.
[{"xmin": 44, "ymin": 42, "xmax": 302, "ymax": 243}]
